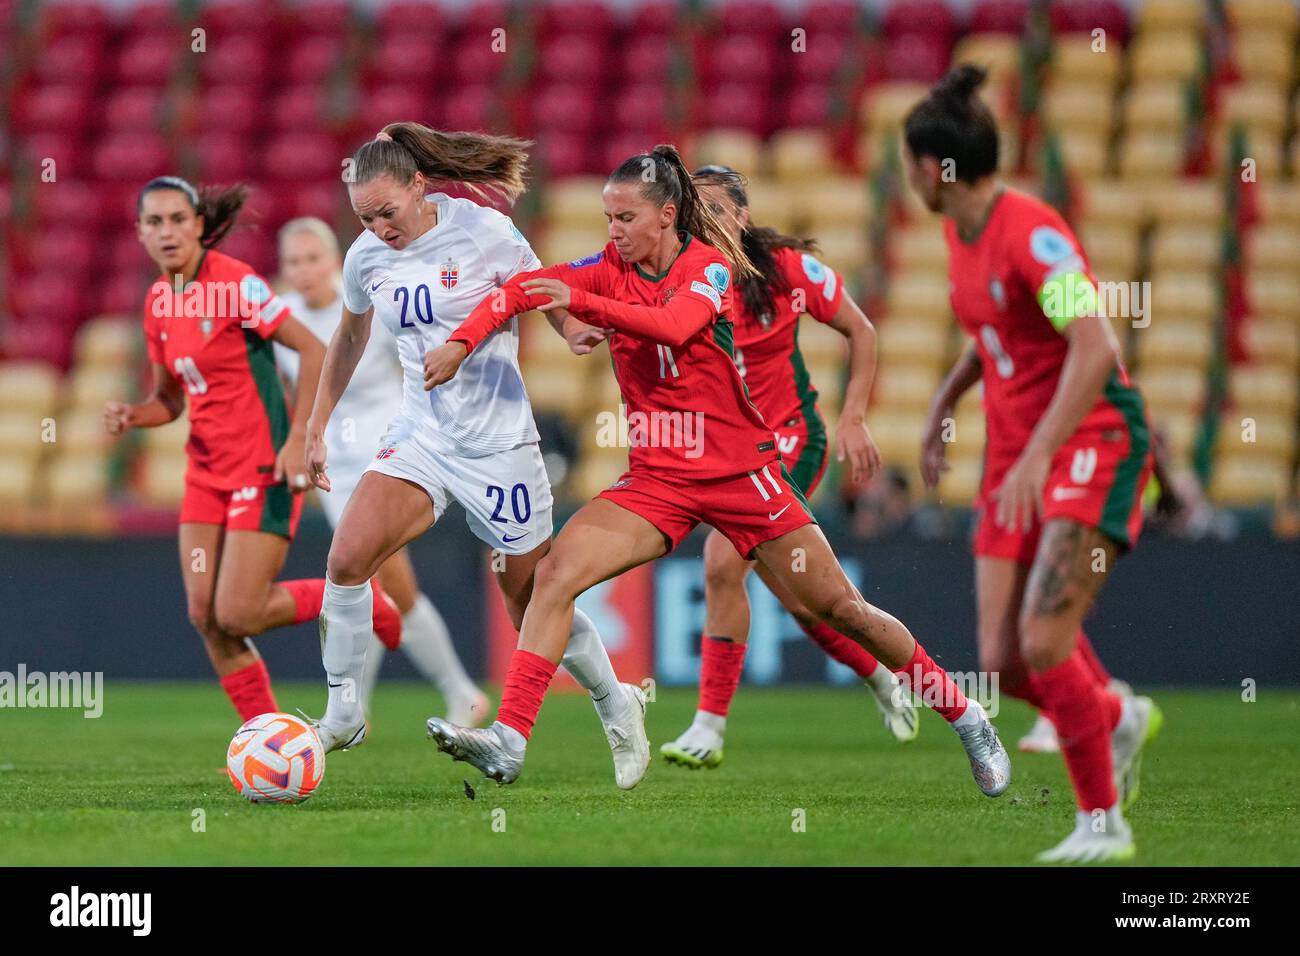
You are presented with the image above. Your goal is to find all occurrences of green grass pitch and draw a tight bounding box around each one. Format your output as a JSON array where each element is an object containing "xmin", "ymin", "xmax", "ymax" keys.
[{"xmin": 1, "ymin": 683, "xmax": 1296, "ymax": 866}]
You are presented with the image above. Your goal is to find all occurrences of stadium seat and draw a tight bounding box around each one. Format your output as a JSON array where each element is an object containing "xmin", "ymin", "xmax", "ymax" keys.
[
  {"xmin": 692, "ymin": 130, "xmax": 764, "ymax": 175},
  {"xmin": 74, "ymin": 318, "xmax": 137, "ymax": 369},
  {"xmin": 892, "ymin": 225, "xmax": 948, "ymax": 272},
  {"xmin": 1232, "ymin": 32, "xmax": 1296, "ymax": 86},
  {"xmin": 1050, "ymin": 36, "xmax": 1123, "ymax": 90},
  {"xmin": 935, "ymin": 456, "xmax": 981, "ymax": 505},
  {"xmin": 1050, "ymin": 130, "xmax": 1110, "ymax": 179},
  {"xmin": 969, "ymin": 0, "xmax": 1030, "ymax": 34},
  {"xmin": 1122, "ymin": 82, "xmax": 1190, "ymax": 134},
  {"xmin": 198, "ymin": 34, "xmax": 271, "ymax": 87},
  {"xmin": 1208, "ymin": 456, "xmax": 1291, "ymax": 504},
  {"xmin": 1149, "ymin": 272, "xmax": 1219, "ymax": 325},
  {"xmin": 1144, "ymin": 179, "xmax": 1225, "ymax": 226},
  {"xmin": 543, "ymin": 176, "xmax": 607, "ymax": 228},
  {"xmin": 1149, "ymin": 226, "xmax": 1221, "ymax": 273},
  {"xmin": 538, "ymin": 226, "xmax": 609, "ymax": 265},
  {"xmin": 1242, "ymin": 318, "xmax": 1300, "ymax": 369},
  {"xmin": 1050, "ymin": 0, "xmax": 1130, "ymax": 39},
  {"xmin": 1218, "ymin": 84, "xmax": 1291, "ymax": 138},
  {"xmin": 810, "ymin": 229, "xmax": 869, "ymax": 276},
  {"xmin": 1246, "ymin": 273, "xmax": 1300, "ymax": 322},
  {"xmin": 951, "ymin": 32, "xmax": 1020, "ymax": 81},
  {"xmin": 742, "ymin": 180, "xmax": 797, "ymax": 234},
  {"xmin": 0, "ymin": 458, "xmax": 38, "ymax": 503},
  {"xmin": 886, "ymin": 272, "xmax": 953, "ymax": 321},
  {"xmin": 794, "ymin": 176, "xmax": 872, "ymax": 230},
  {"xmin": 1136, "ymin": 366, "xmax": 1207, "ymax": 414},
  {"xmin": 193, "ymin": 131, "xmax": 256, "ymax": 181},
  {"xmin": 0, "ymin": 362, "xmax": 60, "ymax": 416},
  {"xmin": 1230, "ymin": 365, "xmax": 1300, "ymax": 415},
  {"xmin": 861, "ymin": 82, "xmax": 932, "ymax": 135},
  {"xmin": 1226, "ymin": 0, "xmax": 1299, "ymax": 33},
  {"xmin": 1136, "ymin": 322, "xmax": 1214, "ymax": 369},
  {"xmin": 1216, "ymin": 410, "xmax": 1295, "ymax": 458},
  {"xmin": 1138, "ymin": 0, "xmax": 1208, "ymax": 32},
  {"xmin": 286, "ymin": 35, "xmax": 347, "ymax": 85},
  {"xmin": 12, "ymin": 84, "xmax": 94, "ymax": 134},
  {"xmin": 611, "ymin": 83, "xmax": 672, "ymax": 136},
  {"xmin": 34, "ymin": 34, "xmax": 105, "ymax": 85},
  {"xmin": 1117, "ymin": 134, "xmax": 1186, "ymax": 180},
  {"xmin": 769, "ymin": 130, "xmax": 836, "ymax": 179},
  {"xmin": 115, "ymin": 33, "xmax": 181, "ymax": 85},
  {"xmin": 1128, "ymin": 32, "xmax": 1203, "ymax": 83},
  {"xmin": 877, "ymin": 318, "xmax": 951, "ymax": 365},
  {"xmin": 1044, "ymin": 85, "xmax": 1116, "ymax": 137},
  {"xmin": 1079, "ymin": 224, "xmax": 1140, "ymax": 278}
]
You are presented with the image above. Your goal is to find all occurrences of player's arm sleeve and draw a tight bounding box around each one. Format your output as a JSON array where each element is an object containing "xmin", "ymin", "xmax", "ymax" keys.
[
  {"xmin": 784, "ymin": 249, "xmax": 843, "ymax": 323},
  {"xmin": 567, "ymin": 258, "xmax": 727, "ymax": 347},
  {"xmin": 235, "ymin": 270, "xmax": 292, "ymax": 339},
  {"xmin": 1011, "ymin": 218, "xmax": 1099, "ymax": 333},
  {"xmin": 340, "ymin": 246, "xmax": 371, "ymax": 315}
]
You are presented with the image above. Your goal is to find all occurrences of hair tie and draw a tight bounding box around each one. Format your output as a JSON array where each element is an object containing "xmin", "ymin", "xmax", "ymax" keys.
[{"xmin": 375, "ymin": 131, "xmax": 393, "ymax": 142}]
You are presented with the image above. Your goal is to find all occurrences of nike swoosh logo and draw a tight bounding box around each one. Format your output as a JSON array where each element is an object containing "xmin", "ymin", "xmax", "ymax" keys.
[
  {"xmin": 369, "ymin": 279, "xmax": 385, "ymax": 292},
  {"xmin": 328, "ymin": 682, "xmax": 344, "ymax": 688},
  {"xmin": 228, "ymin": 506, "xmax": 250, "ymax": 517},
  {"xmin": 768, "ymin": 503, "xmax": 792, "ymax": 521},
  {"xmin": 1051, "ymin": 487, "xmax": 1088, "ymax": 501},
  {"xmin": 501, "ymin": 532, "xmax": 529, "ymax": 542}
]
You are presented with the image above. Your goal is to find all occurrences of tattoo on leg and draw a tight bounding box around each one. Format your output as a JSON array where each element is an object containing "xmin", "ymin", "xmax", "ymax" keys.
[{"xmin": 1028, "ymin": 521, "xmax": 1111, "ymax": 618}]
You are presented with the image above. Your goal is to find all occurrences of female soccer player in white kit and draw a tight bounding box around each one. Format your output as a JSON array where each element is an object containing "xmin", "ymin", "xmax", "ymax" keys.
[
  {"xmin": 303, "ymin": 123, "xmax": 649, "ymax": 789},
  {"xmin": 274, "ymin": 217, "xmax": 486, "ymax": 725}
]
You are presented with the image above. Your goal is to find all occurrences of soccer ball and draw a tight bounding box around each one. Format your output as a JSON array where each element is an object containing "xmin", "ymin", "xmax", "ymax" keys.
[{"xmin": 226, "ymin": 712, "xmax": 325, "ymax": 804}]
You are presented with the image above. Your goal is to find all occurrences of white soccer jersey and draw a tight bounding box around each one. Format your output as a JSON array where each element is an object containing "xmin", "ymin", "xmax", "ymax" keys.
[{"xmin": 341, "ymin": 193, "xmax": 541, "ymax": 458}]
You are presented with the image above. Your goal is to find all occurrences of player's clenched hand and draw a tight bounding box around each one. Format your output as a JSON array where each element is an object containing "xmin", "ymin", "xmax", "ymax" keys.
[
  {"xmin": 304, "ymin": 427, "xmax": 331, "ymax": 492},
  {"xmin": 562, "ymin": 316, "xmax": 608, "ymax": 355},
  {"xmin": 276, "ymin": 432, "xmax": 310, "ymax": 493},
  {"xmin": 424, "ymin": 341, "xmax": 468, "ymax": 390},
  {"xmin": 919, "ymin": 411, "xmax": 951, "ymax": 489},
  {"xmin": 103, "ymin": 400, "xmax": 133, "ymax": 436},
  {"xmin": 994, "ymin": 450, "xmax": 1049, "ymax": 532},
  {"xmin": 521, "ymin": 278, "xmax": 572, "ymax": 312},
  {"xmin": 836, "ymin": 417, "xmax": 881, "ymax": 484}
]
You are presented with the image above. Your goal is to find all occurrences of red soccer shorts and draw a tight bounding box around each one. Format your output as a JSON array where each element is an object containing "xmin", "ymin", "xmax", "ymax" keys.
[
  {"xmin": 772, "ymin": 408, "xmax": 829, "ymax": 498},
  {"xmin": 180, "ymin": 479, "xmax": 304, "ymax": 540},
  {"xmin": 599, "ymin": 460, "xmax": 816, "ymax": 559},
  {"xmin": 975, "ymin": 425, "xmax": 1153, "ymax": 563}
]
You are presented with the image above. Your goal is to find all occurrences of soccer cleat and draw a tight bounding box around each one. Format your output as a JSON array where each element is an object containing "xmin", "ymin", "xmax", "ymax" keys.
[
  {"xmin": 953, "ymin": 700, "xmax": 1012, "ymax": 797},
  {"xmin": 1111, "ymin": 695, "xmax": 1163, "ymax": 812},
  {"xmin": 426, "ymin": 718, "xmax": 523, "ymax": 785},
  {"xmin": 599, "ymin": 683, "xmax": 651, "ymax": 790},
  {"xmin": 661, "ymin": 723, "xmax": 725, "ymax": 770},
  {"xmin": 447, "ymin": 689, "xmax": 491, "ymax": 729},
  {"xmin": 1036, "ymin": 808, "xmax": 1135, "ymax": 863},
  {"xmin": 304, "ymin": 712, "xmax": 367, "ymax": 754},
  {"xmin": 1018, "ymin": 713, "xmax": 1060, "ymax": 753},
  {"xmin": 870, "ymin": 675, "xmax": 920, "ymax": 743}
]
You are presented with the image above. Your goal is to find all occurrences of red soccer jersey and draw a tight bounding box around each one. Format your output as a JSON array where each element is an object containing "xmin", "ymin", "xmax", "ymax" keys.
[
  {"xmin": 452, "ymin": 235, "xmax": 780, "ymax": 480},
  {"xmin": 945, "ymin": 189, "xmax": 1144, "ymax": 474},
  {"xmin": 731, "ymin": 245, "xmax": 843, "ymax": 431},
  {"xmin": 143, "ymin": 249, "xmax": 293, "ymax": 490}
]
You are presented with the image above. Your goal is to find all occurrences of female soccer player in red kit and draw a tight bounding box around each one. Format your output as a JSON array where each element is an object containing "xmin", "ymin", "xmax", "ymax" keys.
[
  {"xmin": 104, "ymin": 177, "xmax": 399, "ymax": 722},
  {"xmin": 422, "ymin": 146, "xmax": 1011, "ymax": 797},
  {"xmin": 659, "ymin": 166, "xmax": 917, "ymax": 770},
  {"xmin": 903, "ymin": 66, "xmax": 1162, "ymax": 862}
]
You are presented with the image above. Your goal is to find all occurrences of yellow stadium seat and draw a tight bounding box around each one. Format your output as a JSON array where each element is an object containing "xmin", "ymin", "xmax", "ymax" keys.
[
  {"xmin": 794, "ymin": 177, "xmax": 872, "ymax": 231},
  {"xmin": 75, "ymin": 317, "xmax": 138, "ymax": 368},
  {"xmin": 65, "ymin": 367, "xmax": 132, "ymax": 410},
  {"xmin": 1219, "ymin": 83, "xmax": 1291, "ymax": 137},
  {"xmin": 1136, "ymin": 364, "xmax": 1206, "ymax": 412},
  {"xmin": 935, "ymin": 455, "xmax": 981, "ymax": 505},
  {"xmin": 1247, "ymin": 272, "xmax": 1300, "ymax": 321},
  {"xmin": 1136, "ymin": 322, "xmax": 1214, "ymax": 368},
  {"xmin": 1080, "ymin": 224, "xmax": 1141, "ymax": 277},
  {"xmin": 1051, "ymin": 130, "xmax": 1110, "ymax": 179},
  {"xmin": 1230, "ymin": 364, "xmax": 1300, "ymax": 415},
  {"xmin": 1149, "ymin": 226, "xmax": 1221, "ymax": 272},
  {"xmin": 892, "ymin": 226, "xmax": 948, "ymax": 272},
  {"xmin": 1226, "ymin": 0, "xmax": 1299, "ymax": 33},
  {"xmin": 1144, "ymin": 179, "xmax": 1226, "ymax": 226},
  {"xmin": 866, "ymin": 408, "xmax": 928, "ymax": 463},
  {"xmin": 539, "ymin": 226, "xmax": 609, "ymax": 266},
  {"xmin": 141, "ymin": 410, "xmax": 189, "ymax": 454},
  {"xmin": 1149, "ymin": 408, "xmax": 1200, "ymax": 461},
  {"xmin": 1246, "ymin": 224, "xmax": 1300, "ymax": 273},
  {"xmin": 861, "ymin": 82, "xmax": 931, "ymax": 133},
  {"xmin": 885, "ymin": 271, "xmax": 952, "ymax": 321},
  {"xmin": 876, "ymin": 318, "xmax": 951, "ymax": 366},
  {"xmin": 1139, "ymin": 0, "xmax": 1208, "ymax": 31},
  {"xmin": 693, "ymin": 129, "xmax": 763, "ymax": 174},
  {"xmin": 1050, "ymin": 36, "xmax": 1123, "ymax": 88},
  {"xmin": 1043, "ymin": 84, "xmax": 1116, "ymax": 137},
  {"xmin": 0, "ymin": 457, "xmax": 37, "ymax": 502},
  {"xmin": 1118, "ymin": 133, "xmax": 1186, "ymax": 180},
  {"xmin": 45, "ymin": 452, "xmax": 110, "ymax": 505},
  {"xmin": 1209, "ymin": 455, "xmax": 1291, "ymax": 503},
  {"xmin": 1077, "ymin": 179, "xmax": 1152, "ymax": 228},
  {"xmin": 544, "ymin": 176, "xmax": 608, "ymax": 229},
  {"xmin": 949, "ymin": 406, "xmax": 987, "ymax": 460},
  {"xmin": 1242, "ymin": 317, "xmax": 1300, "ymax": 367},
  {"xmin": 743, "ymin": 179, "xmax": 797, "ymax": 233},
  {"xmin": 585, "ymin": 363, "xmax": 624, "ymax": 417},
  {"xmin": 49, "ymin": 409, "xmax": 114, "ymax": 455},
  {"xmin": 797, "ymin": 318, "xmax": 849, "ymax": 363},
  {"xmin": 768, "ymin": 130, "xmax": 835, "ymax": 180},
  {"xmin": 571, "ymin": 448, "xmax": 629, "ymax": 501},
  {"xmin": 1215, "ymin": 410, "xmax": 1296, "ymax": 457},
  {"xmin": 0, "ymin": 411, "xmax": 53, "ymax": 463},
  {"xmin": 1210, "ymin": 126, "xmax": 1284, "ymax": 178},
  {"xmin": 139, "ymin": 449, "xmax": 189, "ymax": 504},
  {"xmin": 1149, "ymin": 271, "xmax": 1218, "ymax": 324},
  {"xmin": 811, "ymin": 229, "xmax": 869, "ymax": 276},
  {"xmin": 951, "ymin": 33, "xmax": 1021, "ymax": 81},
  {"xmin": 872, "ymin": 362, "xmax": 940, "ymax": 410},
  {"xmin": 1232, "ymin": 31, "xmax": 1296, "ymax": 86},
  {"xmin": 1257, "ymin": 182, "xmax": 1300, "ymax": 225},
  {"xmin": 0, "ymin": 361, "xmax": 62, "ymax": 415},
  {"xmin": 1128, "ymin": 32, "xmax": 1204, "ymax": 83},
  {"xmin": 1124, "ymin": 81, "xmax": 1193, "ymax": 136}
]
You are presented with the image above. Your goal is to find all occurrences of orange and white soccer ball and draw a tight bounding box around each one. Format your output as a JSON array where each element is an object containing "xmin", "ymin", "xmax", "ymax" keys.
[{"xmin": 226, "ymin": 712, "xmax": 325, "ymax": 804}]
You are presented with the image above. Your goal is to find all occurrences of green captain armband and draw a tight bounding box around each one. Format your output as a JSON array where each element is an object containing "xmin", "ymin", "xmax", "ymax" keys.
[{"xmin": 1037, "ymin": 270, "xmax": 1098, "ymax": 332}]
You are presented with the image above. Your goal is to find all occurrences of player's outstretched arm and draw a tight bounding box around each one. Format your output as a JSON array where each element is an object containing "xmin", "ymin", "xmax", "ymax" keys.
[
  {"xmin": 103, "ymin": 361, "xmax": 185, "ymax": 435},
  {"xmin": 920, "ymin": 340, "xmax": 982, "ymax": 488},
  {"xmin": 304, "ymin": 305, "xmax": 372, "ymax": 490},
  {"xmin": 524, "ymin": 278, "xmax": 716, "ymax": 348},
  {"xmin": 826, "ymin": 297, "xmax": 882, "ymax": 484}
]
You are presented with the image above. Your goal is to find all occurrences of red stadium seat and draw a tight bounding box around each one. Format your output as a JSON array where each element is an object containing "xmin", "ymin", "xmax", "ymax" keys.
[
  {"xmin": 285, "ymin": 35, "xmax": 347, "ymax": 85},
  {"xmin": 715, "ymin": 0, "xmax": 785, "ymax": 39},
  {"xmin": 630, "ymin": 3, "xmax": 676, "ymax": 37},
  {"xmin": 533, "ymin": 131, "xmax": 593, "ymax": 179},
  {"xmin": 109, "ymin": 229, "xmax": 152, "ymax": 274},
  {"xmin": 97, "ymin": 270, "xmax": 154, "ymax": 318},
  {"xmin": 802, "ymin": 1, "xmax": 863, "ymax": 34},
  {"xmin": 34, "ymin": 34, "xmax": 105, "ymax": 84},
  {"xmin": 193, "ymin": 85, "xmax": 263, "ymax": 136},
  {"xmin": 92, "ymin": 133, "xmax": 171, "ymax": 183},
  {"xmin": 537, "ymin": 34, "xmax": 608, "ymax": 83},
  {"xmin": 199, "ymin": 34, "xmax": 270, "ymax": 87},
  {"xmin": 19, "ymin": 132, "xmax": 83, "ymax": 180},
  {"xmin": 704, "ymin": 34, "xmax": 777, "ymax": 87},
  {"xmin": 3, "ymin": 319, "xmax": 76, "ymax": 369},
  {"xmin": 783, "ymin": 82, "xmax": 835, "ymax": 128},
  {"xmin": 444, "ymin": 84, "xmax": 497, "ymax": 133},
  {"xmin": 790, "ymin": 33, "xmax": 856, "ymax": 83},
  {"xmin": 969, "ymin": 0, "xmax": 1031, "ymax": 34},
  {"xmin": 450, "ymin": 39, "xmax": 508, "ymax": 85},
  {"xmin": 703, "ymin": 83, "xmax": 772, "ymax": 136},
  {"xmin": 368, "ymin": 32, "xmax": 444, "ymax": 85},
  {"xmin": 270, "ymin": 85, "xmax": 332, "ymax": 133},
  {"xmin": 115, "ymin": 33, "xmax": 182, "ymax": 85},
  {"xmin": 881, "ymin": 0, "xmax": 958, "ymax": 40},
  {"xmin": 1050, "ymin": 0, "xmax": 1129, "ymax": 40},
  {"xmin": 12, "ymin": 84, "xmax": 93, "ymax": 134},
  {"xmin": 37, "ymin": 0, "xmax": 109, "ymax": 41},
  {"xmin": 262, "ymin": 133, "xmax": 340, "ymax": 181},
  {"xmin": 104, "ymin": 86, "xmax": 167, "ymax": 133},
  {"xmin": 625, "ymin": 35, "xmax": 674, "ymax": 80},
  {"xmin": 285, "ymin": 180, "xmax": 345, "ymax": 223},
  {"xmin": 539, "ymin": 1, "xmax": 617, "ymax": 38},
  {"xmin": 216, "ymin": 229, "xmax": 277, "ymax": 278},
  {"xmin": 99, "ymin": 184, "xmax": 145, "ymax": 231},
  {"xmin": 32, "ymin": 226, "xmax": 96, "ymax": 275},
  {"xmin": 885, "ymin": 33, "xmax": 952, "ymax": 83},
  {"xmin": 532, "ymin": 85, "xmax": 599, "ymax": 135},
  {"xmin": 282, "ymin": 0, "xmax": 353, "ymax": 38},
  {"xmin": 121, "ymin": 1, "xmax": 185, "ymax": 39},
  {"xmin": 32, "ymin": 180, "xmax": 105, "ymax": 228},
  {"xmin": 611, "ymin": 83, "xmax": 672, "ymax": 135},
  {"xmin": 602, "ymin": 131, "xmax": 660, "ymax": 174},
  {"xmin": 198, "ymin": 0, "xmax": 276, "ymax": 38},
  {"xmin": 12, "ymin": 271, "xmax": 87, "ymax": 329},
  {"xmin": 376, "ymin": 1, "xmax": 444, "ymax": 37},
  {"xmin": 358, "ymin": 85, "xmax": 434, "ymax": 132},
  {"xmin": 192, "ymin": 131, "xmax": 256, "ymax": 182},
  {"xmin": 458, "ymin": 1, "xmax": 514, "ymax": 36}
]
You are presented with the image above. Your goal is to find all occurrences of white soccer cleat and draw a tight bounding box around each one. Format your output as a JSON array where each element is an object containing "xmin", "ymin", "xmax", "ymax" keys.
[
  {"xmin": 446, "ymin": 689, "xmax": 491, "ymax": 729},
  {"xmin": 1036, "ymin": 808, "xmax": 1135, "ymax": 863},
  {"xmin": 869, "ymin": 674, "xmax": 919, "ymax": 743},
  {"xmin": 1018, "ymin": 713, "xmax": 1060, "ymax": 753},
  {"xmin": 1111, "ymin": 695, "xmax": 1163, "ymax": 811},
  {"xmin": 426, "ymin": 718, "xmax": 523, "ymax": 785},
  {"xmin": 310, "ymin": 716, "xmax": 367, "ymax": 755},
  {"xmin": 953, "ymin": 700, "xmax": 1011, "ymax": 797},
  {"xmin": 599, "ymin": 683, "xmax": 651, "ymax": 790},
  {"xmin": 661, "ymin": 722, "xmax": 725, "ymax": 770}
]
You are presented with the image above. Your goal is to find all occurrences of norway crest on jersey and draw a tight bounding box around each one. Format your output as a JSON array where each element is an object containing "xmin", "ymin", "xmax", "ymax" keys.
[{"xmin": 439, "ymin": 259, "xmax": 459, "ymax": 289}]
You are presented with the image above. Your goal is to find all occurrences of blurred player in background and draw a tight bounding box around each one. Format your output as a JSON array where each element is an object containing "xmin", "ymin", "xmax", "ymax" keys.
[
  {"xmin": 273, "ymin": 217, "xmax": 486, "ymax": 725},
  {"xmin": 305, "ymin": 124, "xmax": 648, "ymax": 789},
  {"xmin": 424, "ymin": 146, "xmax": 1011, "ymax": 799},
  {"xmin": 905, "ymin": 66, "xmax": 1162, "ymax": 862},
  {"xmin": 660, "ymin": 166, "xmax": 917, "ymax": 772},
  {"xmin": 104, "ymin": 177, "xmax": 399, "ymax": 723}
]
